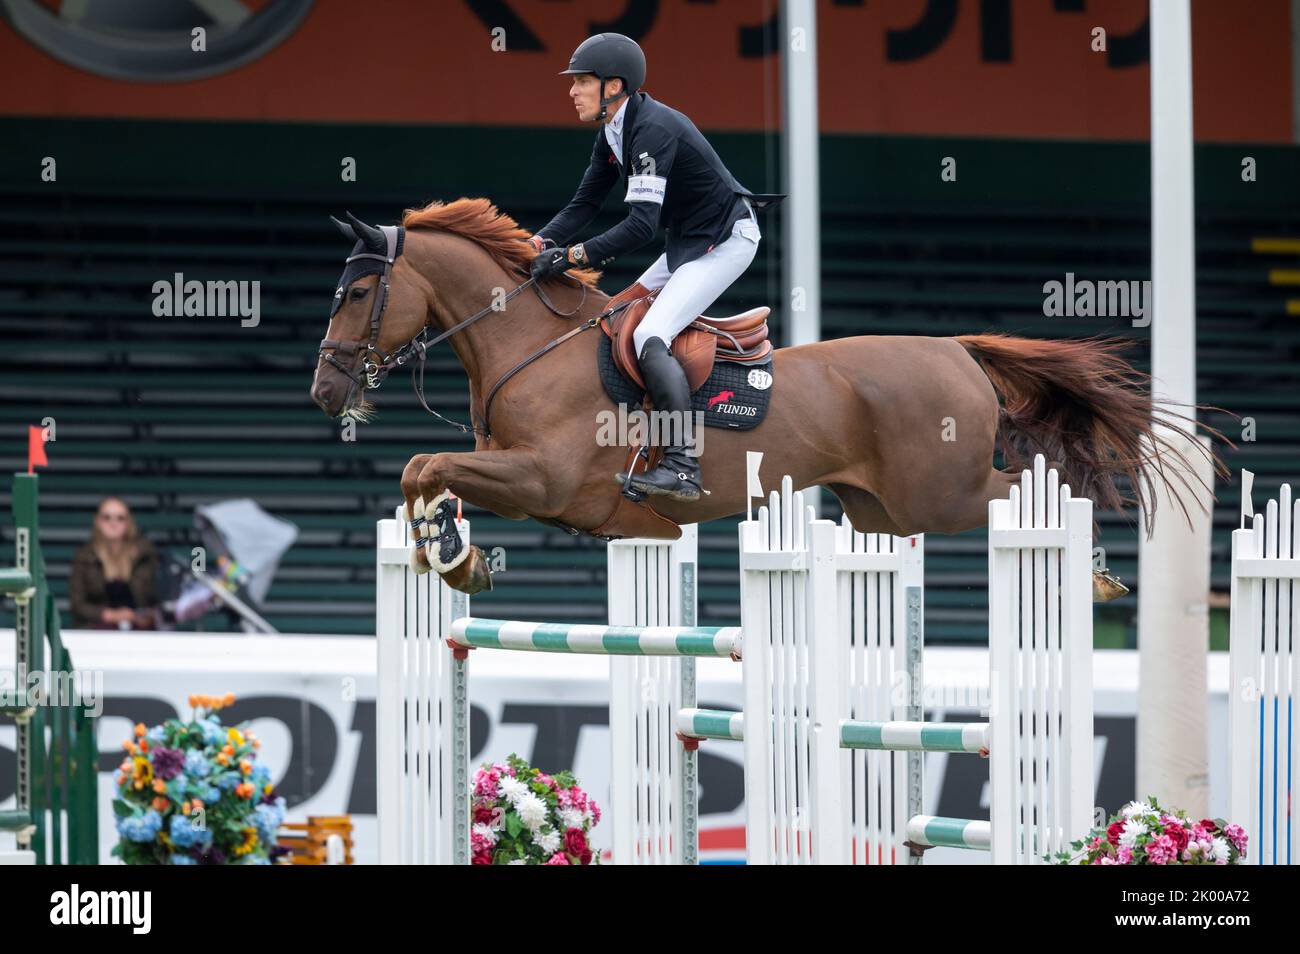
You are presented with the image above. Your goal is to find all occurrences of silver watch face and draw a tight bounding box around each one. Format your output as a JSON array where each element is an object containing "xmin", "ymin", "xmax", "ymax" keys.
[{"xmin": 572, "ymin": 243, "xmax": 586, "ymax": 264}]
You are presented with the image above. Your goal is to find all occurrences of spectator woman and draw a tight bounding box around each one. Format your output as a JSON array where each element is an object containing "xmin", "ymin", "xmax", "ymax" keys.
[{"xmin": 69, "ymin": 497, "xmax": 159, "ymax": 629}]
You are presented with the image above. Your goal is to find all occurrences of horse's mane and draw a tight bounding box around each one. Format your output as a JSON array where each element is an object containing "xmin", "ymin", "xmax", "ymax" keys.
[{"xmin": 401, "ymin": 198, "xmax": 602, "ymax": 289}]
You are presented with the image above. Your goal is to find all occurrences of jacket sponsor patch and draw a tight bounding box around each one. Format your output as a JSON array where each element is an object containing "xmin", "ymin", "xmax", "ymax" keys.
[{"xmin": 626, "ymin": 174, "xmax": 667, "ymax": 205}]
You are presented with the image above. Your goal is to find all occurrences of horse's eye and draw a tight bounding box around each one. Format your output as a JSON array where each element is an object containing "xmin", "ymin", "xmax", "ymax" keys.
[{"xmin": 350, "ymin": 286, "xmax": 368, "ymax": 302}]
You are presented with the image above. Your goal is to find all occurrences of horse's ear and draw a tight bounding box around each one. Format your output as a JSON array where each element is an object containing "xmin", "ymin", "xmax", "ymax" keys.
[
  {"xmin": 331, "ymin": 215, "xmax": 357, "ymax": 243},
  {"xmin": 346, "ymin": 210, "xmax": 386, "ymax": 251}
]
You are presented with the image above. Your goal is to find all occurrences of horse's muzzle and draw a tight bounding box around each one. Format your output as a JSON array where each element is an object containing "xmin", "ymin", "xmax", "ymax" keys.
[{"xmin": 310, "ymin": 365, "xmax": 357, "ymax": 417}]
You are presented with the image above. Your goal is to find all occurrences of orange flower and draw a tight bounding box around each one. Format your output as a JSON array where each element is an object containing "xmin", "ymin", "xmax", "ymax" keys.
[
  {"xmin": 188, "ymin": 694, "xmax": 198, "ymax": 708},
  {"xmin": 215, "ymin": 753, "xmax": 229, "ymax": 766},
  {"xmin": 134, "ymin": 723, "xmax": 146, "ymax": 737},
  {"xmin": 235, "ymin": 782, "xmax": 254, "ymax": 799},
  {"xmin": 239, "ymin": 760, "xmax": 252, "ymax": 775},
  {"xmin": 181, "ymin": 800, "xmax": 191, "ymax": 815},
  {"xmin": 151, "ymin": 796, "xmax": 169, "ymax": 812},
  {"xmin": 152, "ymin": 779, "xmax": 166, "ymax": 793},
  {"xmin": 122, "ymin": 740, "xmax": 136, "ymax": 754},
  {"xmin": 223, "ymin": 692, "xmax": 236, "ymax": 707},
  {"xmin": 191, "ymin": 798, "xmax": 204, "ymax": 809},
  {"xmin": 138, "ymin": 740, "xmax": 148, "ymax": 753}
]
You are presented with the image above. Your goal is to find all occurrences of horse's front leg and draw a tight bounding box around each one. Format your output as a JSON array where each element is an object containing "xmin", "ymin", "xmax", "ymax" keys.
[{"xmin": 400, "ymin": 448, "xmax": 551, "ymax": 594}]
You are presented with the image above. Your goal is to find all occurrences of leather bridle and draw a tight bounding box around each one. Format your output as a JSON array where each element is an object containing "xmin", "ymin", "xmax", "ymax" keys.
[{"xmin": 317, "ymin": 225, "xmax": 593, "ymax": 440}]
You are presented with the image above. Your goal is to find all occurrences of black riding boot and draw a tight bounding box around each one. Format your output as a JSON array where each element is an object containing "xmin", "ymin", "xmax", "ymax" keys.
[{"xmin": 626, "ymin": 337, "xmax": 703, "ymax": 501}]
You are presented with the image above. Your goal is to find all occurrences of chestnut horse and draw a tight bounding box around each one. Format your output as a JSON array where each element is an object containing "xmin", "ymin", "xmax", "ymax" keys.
[{"xmin": 311, "ymin": 199, "xmax": 1217, "ymax": 595}]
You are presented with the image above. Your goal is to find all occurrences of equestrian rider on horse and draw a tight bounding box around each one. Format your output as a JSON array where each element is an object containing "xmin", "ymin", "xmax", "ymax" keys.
[{"xmin": 529, "ymin": 32, "xmax": 777, "ymax": 503}]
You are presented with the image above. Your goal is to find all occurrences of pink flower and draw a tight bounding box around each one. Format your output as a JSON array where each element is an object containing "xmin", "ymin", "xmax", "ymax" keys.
[
  {"xmin": 1145, "ymin": 835, "xmax": 1177, "ymax": 865},
  {"xmin": 1223, "ymin": 824, "xmax": 1248, "ymax": 853},
  {"xmin": 1106, "ymin": 821, "xmax": 1125, "ymax": 846},
  {"xmin": 471, "ymin": 848, "xmax": 493, "ymax": 865},
  {"xmin": 472, "ymin": 768, "xmax": 501, "ymax": 797},
  {"xmin": 1163, "ymin": 822, "xmax": 1189, "ymax": 853},
  {"xmin": 1116, "ymin": 846, "xmax": 1133, "ymax": 865},
  {"xmin": 546, "ymin": 853, "xmax": 571, "ymax": 865},
  {"xmin": 473, "ymin": 805, "xmax": 496, "ymax": 826},
  {"xmin": 1197, "ymin": 818, "xmax": 1219, "ymax": 834}
]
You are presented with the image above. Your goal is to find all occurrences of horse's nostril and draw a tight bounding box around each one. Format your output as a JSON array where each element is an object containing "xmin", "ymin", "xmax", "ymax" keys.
[{"xmin": 311, "ymin": 378, "xmax": 336, "ymax": 411}]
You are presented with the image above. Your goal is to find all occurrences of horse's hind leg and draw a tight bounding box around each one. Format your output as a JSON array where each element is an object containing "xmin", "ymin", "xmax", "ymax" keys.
[{"xmin": 906, "ymin": 468, "xmax": 1022, "ymax": 535}]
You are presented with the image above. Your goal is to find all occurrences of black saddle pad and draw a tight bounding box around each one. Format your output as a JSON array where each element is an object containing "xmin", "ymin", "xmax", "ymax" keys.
[{"xmin": 597, "ymin": 332, "xmax": 773, "ymax": 431}]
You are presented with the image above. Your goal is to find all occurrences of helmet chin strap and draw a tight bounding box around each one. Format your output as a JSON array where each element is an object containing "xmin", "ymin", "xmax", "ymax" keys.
[{"xmin": 592, "ymin": 78, "xmax": 627, "ymax": 122}]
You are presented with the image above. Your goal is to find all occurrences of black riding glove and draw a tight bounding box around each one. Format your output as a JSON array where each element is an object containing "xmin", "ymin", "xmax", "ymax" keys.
[{"xmin": 531, "ymin": 246, "xmax": 571, "ymax": 280}]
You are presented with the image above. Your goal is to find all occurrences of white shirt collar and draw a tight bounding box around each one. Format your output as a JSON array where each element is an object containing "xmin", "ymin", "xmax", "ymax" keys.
[{"xmin": 604, "ymin": 96, "xmax": 629, "ymax": 163}]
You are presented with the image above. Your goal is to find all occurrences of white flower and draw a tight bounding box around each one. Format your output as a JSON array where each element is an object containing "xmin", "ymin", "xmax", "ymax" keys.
[
  {"xmin": 1210, "ymin": 837, "xmax": 1231, "ymax": 864},
  {"xmin": 1119, "ymin": 801, "xmax": 1148, "ymax": 820},
  {"xmin": 497, "ymin": 775, "xmax": 529, "ymax": 805},
  {"xmin": 533, "ymin": 829, "xmax": 562, "ymax": 854},
  {"xmin": 471, "ymin": 822, "xmax": 498, "ymax": 846},
  {"xmin": 515, "ymin": 792, "xmax": 549, "ymax": 831},
  {"xmin": 558, "ymin": 807, "xmax": 586, "ymax": 830},
  {"xmin": 1118, "ymin": 819, "xmax": 1148, "ymax": 848}
]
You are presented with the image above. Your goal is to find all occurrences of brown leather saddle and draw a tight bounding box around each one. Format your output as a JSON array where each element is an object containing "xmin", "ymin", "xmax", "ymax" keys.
[{"xmin": 598, "ymin": 281, "xmax": 773, "ymax": 390}]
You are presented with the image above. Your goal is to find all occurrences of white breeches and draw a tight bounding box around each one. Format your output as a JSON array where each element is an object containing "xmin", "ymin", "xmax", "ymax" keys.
[{"xmin": 632, "ymin": 202, "xmax": 761, "ymax": 356}]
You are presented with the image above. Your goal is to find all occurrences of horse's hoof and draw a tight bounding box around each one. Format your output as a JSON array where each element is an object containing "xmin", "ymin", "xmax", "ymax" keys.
[
  {"xmin": 441, "ymin": 544, "xmax": 493, "ymax": 595},
  {"xmin": 1092, "ymin": 569, "xmax": 1128, "ymax": 603}
]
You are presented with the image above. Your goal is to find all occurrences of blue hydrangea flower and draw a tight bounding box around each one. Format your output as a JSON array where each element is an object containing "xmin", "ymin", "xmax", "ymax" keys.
[
  {"xmin": 116, "ymin": 810, "xmax": 163, "ymax": 843},
  {"xmin": 146, "ymin": 725, "xmax": 165, "ymax": 744},
  {"xmin": 201, "ymin": 784, "xmax": 222, "ymax": 803},
  {"xmin": 250, "ymin": 764, "xmax": 272, "ymax": 788},
  {"xmin": 252, "ymin": 799, "xmax": 286, "ymax": 842},
  {"xmin": 199, "ymin": 718, "xmax": 225, "ymax": 747},
  {"xmin": 170, "ymin": 853, "xmax": 197, "ymax": 865},
  {"xmin": 216, "ymin": 773, "xmax": 241, "ymax": 792},
  {"xmin": 184, "ymin": 749, "xmax": 211, "ymax": 777},
  {"xmin": 168, "ymin": 814, "xmax": 213, "ymax": 850}
]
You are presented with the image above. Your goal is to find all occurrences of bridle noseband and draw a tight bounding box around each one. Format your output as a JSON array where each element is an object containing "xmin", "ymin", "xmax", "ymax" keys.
[
  {"xmin": 318, "ymin": 225, "xmax": 409, "ymax": 392},
  {"xmin": 317, "ymin": 225, "xmax": 591, "ymax": 439}
]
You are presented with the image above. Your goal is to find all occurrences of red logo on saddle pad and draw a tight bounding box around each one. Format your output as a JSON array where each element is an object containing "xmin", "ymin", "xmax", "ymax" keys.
[{"xmin": 707, "ymin": 389, "xmax": 735, "ymax": 409}]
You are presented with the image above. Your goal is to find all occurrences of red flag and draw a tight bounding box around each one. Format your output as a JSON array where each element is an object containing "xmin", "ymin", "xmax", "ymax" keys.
[{"xmin": 28, "ymin": 425, "xmax": 48, "ymax": 475}]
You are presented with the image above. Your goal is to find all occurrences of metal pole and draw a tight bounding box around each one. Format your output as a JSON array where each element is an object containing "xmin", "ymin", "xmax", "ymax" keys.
[
  {"xmin": 780, "ymin": 0, "xmax": 822, "ymax": 513},
  {"xmin": 1138, "ymin": 0, "xmax": 1212, "ymax": 817}
]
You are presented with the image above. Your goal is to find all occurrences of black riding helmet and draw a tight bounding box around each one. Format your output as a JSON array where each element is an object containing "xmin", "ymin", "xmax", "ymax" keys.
[{"xmin": 559, "ymin": 33, "xmax": 646, "ymax": 121}]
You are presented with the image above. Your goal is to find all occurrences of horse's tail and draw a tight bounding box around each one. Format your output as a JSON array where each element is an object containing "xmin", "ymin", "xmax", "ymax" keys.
[{"xmin": 957, "ymin": 333, "xmax": 1229, "ymax": 531}]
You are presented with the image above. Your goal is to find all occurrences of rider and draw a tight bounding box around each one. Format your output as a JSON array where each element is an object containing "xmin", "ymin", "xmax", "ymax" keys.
[{"xmin": 529, "ymin": 32, "xmax": 781, "ymax": 502}]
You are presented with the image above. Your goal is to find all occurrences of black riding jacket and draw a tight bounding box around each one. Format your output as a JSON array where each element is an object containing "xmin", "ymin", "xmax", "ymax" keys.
[{"xmin": 538, "ymin": 91, "xmax": 782, "ymax": 272}]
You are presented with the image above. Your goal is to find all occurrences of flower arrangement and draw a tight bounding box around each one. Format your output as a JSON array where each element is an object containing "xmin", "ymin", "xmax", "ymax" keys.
[
  {"xmin": 1056, "ymin": 797, "xmax": 1248, "ymax": 865},
  {"xmin": 471, "ymin": 754, "xmax": 601, "ymax": 864},
  {"xmin": 112, "ymin": 693, "xmax": 287, "ymax": 865}
]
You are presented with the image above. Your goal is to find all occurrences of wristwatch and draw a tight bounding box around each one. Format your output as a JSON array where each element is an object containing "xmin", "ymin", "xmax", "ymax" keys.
[{"xmin": 569, "ymin": 242, "xmax": 588, "ymax": 266}]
